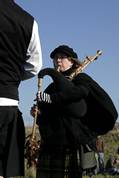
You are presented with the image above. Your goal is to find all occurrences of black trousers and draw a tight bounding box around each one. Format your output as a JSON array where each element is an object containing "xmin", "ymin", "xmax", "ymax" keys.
[{"xmin": 0, "ymin": 106, "xmax": 25, "ymax": 177}]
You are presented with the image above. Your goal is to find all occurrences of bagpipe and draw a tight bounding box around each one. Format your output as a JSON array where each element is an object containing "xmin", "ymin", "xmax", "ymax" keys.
[{"xmin": 24, "ymin": 50, "xmax": 118, "ymax": 167}]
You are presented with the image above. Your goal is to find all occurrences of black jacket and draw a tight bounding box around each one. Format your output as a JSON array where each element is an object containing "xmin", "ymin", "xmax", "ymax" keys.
[{"xmin": 37, "ymin": 68, "xmax": 118, "ymax": 146}]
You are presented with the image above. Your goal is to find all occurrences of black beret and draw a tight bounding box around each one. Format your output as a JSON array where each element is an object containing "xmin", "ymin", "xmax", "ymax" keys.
[{"xmin": 50, "ymin": 45, "xmax": 78, "ymax": 59}]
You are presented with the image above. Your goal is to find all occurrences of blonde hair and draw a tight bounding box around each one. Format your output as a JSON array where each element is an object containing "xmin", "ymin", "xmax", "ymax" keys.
[{"xmin": 68, "ymin": 57, "xmax": 81, "ymax": 69}]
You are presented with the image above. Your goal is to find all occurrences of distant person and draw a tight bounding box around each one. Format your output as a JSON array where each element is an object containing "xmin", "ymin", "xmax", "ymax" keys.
[
  {"xmin": 105, "ymin": 155, "xmax": 119, "ymax": 175},
  {"xmin": 0, "ymin": 0, "xmax": 42, "ymax": 178},
  {"xmin": 96, "ymin": 136, "xmax": 105, "ymax": 173},
  {"xmin": 31, "ymin": 44, "xmax": 118, "ymax": 178}
]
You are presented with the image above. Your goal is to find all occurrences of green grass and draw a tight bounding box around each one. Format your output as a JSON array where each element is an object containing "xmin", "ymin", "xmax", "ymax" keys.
[{"xmin": 94, "ymin": 176, "xmax": 119, "ymax": 178}]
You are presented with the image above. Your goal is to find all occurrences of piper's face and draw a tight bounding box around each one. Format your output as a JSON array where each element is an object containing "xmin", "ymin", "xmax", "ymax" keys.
[{"xmin": 53, "ymin": 53, "xmax": 73, "ymax": 72}]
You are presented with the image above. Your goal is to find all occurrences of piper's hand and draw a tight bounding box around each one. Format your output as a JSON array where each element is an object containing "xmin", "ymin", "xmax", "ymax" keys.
[
  {"xmin": 30, "ymin": 104, "xmax": 40, "ymax": 117},
  {"xmin": 37, "ymin": 91, "xmax": 52, "ymax": 103}
]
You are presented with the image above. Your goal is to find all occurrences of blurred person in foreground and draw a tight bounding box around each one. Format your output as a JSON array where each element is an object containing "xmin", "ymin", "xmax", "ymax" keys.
[
  {"xmin": 0, "ymin": 0, "xmax": 42, "ymax": 177},
  {"xmin": 31, "ymin": 45, "xmax": 118, "ymax": 178}
]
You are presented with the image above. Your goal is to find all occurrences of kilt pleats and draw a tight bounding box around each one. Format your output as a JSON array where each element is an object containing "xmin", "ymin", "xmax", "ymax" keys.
[{"xmin": 36, "ymin": 146, "xmax": 82, "ymax": 178}]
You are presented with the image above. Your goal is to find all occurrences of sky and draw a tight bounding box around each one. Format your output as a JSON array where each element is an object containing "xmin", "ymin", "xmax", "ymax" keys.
[{"xmin": 16, "ymin": 0, "xmax": 119, "ymax": 126}]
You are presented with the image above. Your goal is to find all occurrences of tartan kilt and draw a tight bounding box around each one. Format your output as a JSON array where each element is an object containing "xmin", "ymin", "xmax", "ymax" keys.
[{"xmin": 36, "ymin": 145, "xmax": 82, "ymax": 178}]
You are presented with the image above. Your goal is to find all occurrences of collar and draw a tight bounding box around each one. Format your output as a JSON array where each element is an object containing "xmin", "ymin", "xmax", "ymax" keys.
[{"xmin": 61, "ymin": 67, "xmax": 74, "ymax": 78}]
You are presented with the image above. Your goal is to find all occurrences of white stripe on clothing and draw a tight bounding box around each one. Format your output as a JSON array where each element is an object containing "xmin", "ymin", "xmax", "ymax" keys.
[
  {"xmin": 0, "ymin": 98, "xmax": 18, "ymax": 106},
  {"xmin": 22, "ymin": 20, "xmax": 42, "ymax": 80}
]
